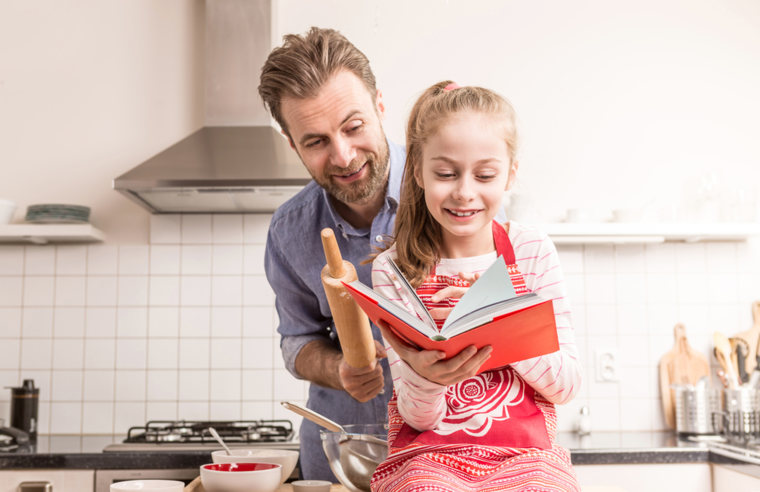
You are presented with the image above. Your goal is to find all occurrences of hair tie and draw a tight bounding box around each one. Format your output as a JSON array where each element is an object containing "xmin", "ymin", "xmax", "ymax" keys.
[{"xmin": 443, "ymin": 82, "xmax": 460, "ymax": 92}]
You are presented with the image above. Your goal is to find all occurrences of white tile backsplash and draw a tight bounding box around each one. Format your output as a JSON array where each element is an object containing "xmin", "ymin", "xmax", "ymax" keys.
[
  {"xmin": 150, "ymin": 215, "xmax": 181, "ymax": 244},
  {"xmin": 0, "ymin": 307, "xmax": 21, "ymax": 337},
  {"xmin": 87, "ymin": 245, "xmax": 119, "ymax": 275},
  {"xmin": 181, "ymin": 245, "xmax": 212, "ymax": 274},
  {"xmin": 182, "ymin": 215, "xmax": 213, "ymax": 244},
  {"xmin": 56, "ymin": 246, "xmax": 87, "ymax": 275},
  {"xmin": 150, "ymin": 245, "xmax": 181, "ymax": 274},
  {"xmin": 119, "ymin": 246, "xmax": 150, "ymax": 275},
  {"xmin": 55, "ymin": 276, "xmax": 86, "ymax": 306},
  {"xmin": 179, "ymin": 307, "xmax": 210, "ymax": 337},
  {"xmin": 149, "ymin": 276, "xmax": 180, "ymax": 305},
  {"xmin": 23, "ymin": 276, "xmax": 54, "ymax": 306},
  {"xmin": 0, "ymin": 246, "xmax": 24, "ymax": 274},
  {"xmin": 212, "ymin": 215, "xmax": 244, "ymax": 244},
  {"xmin": 86, "ymin": 307, "xmax": 116, "ymax": 337},
  {"xmin": 211, "ymin": 276, "xmax": 242, "ymax": 306},
  {"xmin": 22, "ymin": 307, "xmax": 54, "ymax": 337},
  {"xmin": 24, "ymin": 246, "xmax": 55, "ymax": 275},
  {"xmin": 147, "ymin": 339, "xmax": 179, "ymax": 369},
  {"xmin": 84, "ymin": 339, "xmax": 116, "ymax": 370},
  {"xmin": 54, "ymin": 308, "xmax": 85, "ymax": 338},
  {"xmin": 52, "ymin": 339, "xmax": 84, "ymax": 369},
  {"xmin": 118, "ymin": 276, "xmax": 149, "ymax": 306},
  {"xmin": 2, "ymin": 214, "xmax": 759, "ymax": 436},
  {"xmin": 180, "ymin": 276, "xmax": 211, "ymax": 306},
  {"xmin": 212, "ymin": 245, "xmax": 243, "ymax": 274},
  {"xmin": 148, "ymin": 307, "xmax": 179, "ymax": 337}
]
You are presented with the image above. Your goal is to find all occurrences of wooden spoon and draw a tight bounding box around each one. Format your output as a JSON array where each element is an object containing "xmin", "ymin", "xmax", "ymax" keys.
[
  {"xmin": 714, "ymin": 331, "xmax": 739, "ymax": 388},
  {"xmin": 733, "ymin": 300, "xmax": 760, "ymax": 375}
]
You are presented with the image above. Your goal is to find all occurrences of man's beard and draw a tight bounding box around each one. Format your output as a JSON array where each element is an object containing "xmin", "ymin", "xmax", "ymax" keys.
[{"xmin": 315, "ymin": 139, "xmax": 390, "ymax": 204}]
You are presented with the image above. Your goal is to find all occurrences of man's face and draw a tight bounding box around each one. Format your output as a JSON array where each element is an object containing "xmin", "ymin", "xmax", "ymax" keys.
[{"xmin": 280, "ymin": 70, "xmax": 390, "ymax": 205}]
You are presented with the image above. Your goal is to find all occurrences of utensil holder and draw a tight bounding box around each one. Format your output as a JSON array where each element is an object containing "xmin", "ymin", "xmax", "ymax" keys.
[
  {"xmin": 713, "ymin": 387, "xmax": 760, "ymax": 441},
  {"xmin": 673, "ymin": 385, "xmax": 721, "ymax": 435}
]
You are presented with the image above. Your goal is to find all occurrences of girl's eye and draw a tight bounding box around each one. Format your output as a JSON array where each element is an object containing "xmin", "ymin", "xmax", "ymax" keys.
[
  {"xmin": 434, "ymin": 172, "xmax": 456, "ymax": 179},
  {"xmin": 477, "ymin": 174, "xmax": 497, "ymax": 180}
]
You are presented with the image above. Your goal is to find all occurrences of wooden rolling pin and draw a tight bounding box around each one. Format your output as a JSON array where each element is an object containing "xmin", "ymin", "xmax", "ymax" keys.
[{"xmin": 320, "ymin": 228, "xmax": 376, "ymax": 367}]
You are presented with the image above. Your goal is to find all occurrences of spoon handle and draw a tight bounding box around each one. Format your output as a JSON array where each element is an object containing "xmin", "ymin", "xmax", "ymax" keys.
[
  {"xmin": 281, "ymin": 401, "xmax": 343, "ymax": 432},
  {"xmin": 208, "ymin": 426, "xmax": 232, "ymax": 455}
]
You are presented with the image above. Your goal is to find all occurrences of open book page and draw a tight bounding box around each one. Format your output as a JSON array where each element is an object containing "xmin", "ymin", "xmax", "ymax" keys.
[
  {"xmin": 387, "ymin": 257, "xmax": 436, "ymax": 330},
  {"xmin": 345, "ymin": 280, "xmax": 442, "ymax": 339},
  {"xmin": 442, "ymin": 292, "xmax": 544, "ymax": 338},
  {"xmin": 443, "ymin": 256, "xmax": 516, "ymax": 331}
]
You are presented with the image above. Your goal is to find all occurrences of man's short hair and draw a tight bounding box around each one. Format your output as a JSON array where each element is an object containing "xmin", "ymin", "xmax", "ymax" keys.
[{"xmin": 258, "ymin": 27, "xmax": 377, "ymax": 136}]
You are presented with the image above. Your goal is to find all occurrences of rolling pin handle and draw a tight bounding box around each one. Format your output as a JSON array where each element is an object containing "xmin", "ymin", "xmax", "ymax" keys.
[{"xmin": 321, "ymin": 228, "xmax": 346, "ymax": 278}]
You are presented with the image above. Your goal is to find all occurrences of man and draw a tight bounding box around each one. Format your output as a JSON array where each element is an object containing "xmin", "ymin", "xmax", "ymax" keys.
[
  {"xmin": 258, "ymin": 27, "xmax": 403, "ymax": 481},
  {"xmin": 259, "ymin": 27, "xmax": 492, "ymax": 481}
]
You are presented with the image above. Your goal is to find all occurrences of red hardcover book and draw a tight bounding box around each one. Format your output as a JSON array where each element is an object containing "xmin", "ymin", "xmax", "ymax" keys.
[{"xmin": 342, "ymin": 257, "xmax": 560, "ymax": 374}]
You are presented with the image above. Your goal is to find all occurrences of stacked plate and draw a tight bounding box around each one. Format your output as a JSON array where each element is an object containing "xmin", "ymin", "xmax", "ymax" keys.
[{"xmin": 25, "ymin": 204, "xmax": 90, "ymax": 224}]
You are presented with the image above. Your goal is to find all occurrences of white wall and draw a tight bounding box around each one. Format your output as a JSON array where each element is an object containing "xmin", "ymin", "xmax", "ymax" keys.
[
  {"xmin": 275, "ymin": 0, "xmax": 760, "ymax": 222},
  {"xmin": 0, "ymin": 0, "xmax": 206, "ymax": 243}
]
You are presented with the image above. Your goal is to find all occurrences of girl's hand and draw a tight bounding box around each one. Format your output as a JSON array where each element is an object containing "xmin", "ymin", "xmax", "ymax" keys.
[
  {"xmin": 428, "ymin": 272, "xmax": 480, "ymax": 320},
  {"xmin": 378, "ymin": 320, "xmax": 492, "ymax": 386}
]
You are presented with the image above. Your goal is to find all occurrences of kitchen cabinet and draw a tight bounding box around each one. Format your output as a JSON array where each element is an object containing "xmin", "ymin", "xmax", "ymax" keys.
[
  {"xmin": 0, "ymin": 469, "xmax": 93, "ymax": 492},
  {"xmin": 539, "ymin": 222, "xmax": 760, "ymax": 244},
  {"xmin": 712, "ymin": 464, "xmax": 760, "ymax": 491},
  {"xmin": 0, "ymin": 224, "xmax": 105, "ymax": 244},
  {"xmin": 574, "ymin": 463, "xmax": 712, "ymax": 492}
]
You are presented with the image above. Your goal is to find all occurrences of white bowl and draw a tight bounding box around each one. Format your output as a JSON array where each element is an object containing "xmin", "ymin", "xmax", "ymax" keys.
[
  {"xmin": 110, "ymin": 480, "xmax": 184, "ymax": 491},
  {"xmin": 292, "ymin": 479, "xmax": 332, "ymax": 492},
  {"xmin": 200, "ymin": 462, "xmax": 282, "ymax": 492},
  {"xmin": 211, "ymin": 448, "xmax": 299, "ymax": 484},
  {"xmin": 0, "ymin": 199, "xmax": 16, "ymax": 224}
]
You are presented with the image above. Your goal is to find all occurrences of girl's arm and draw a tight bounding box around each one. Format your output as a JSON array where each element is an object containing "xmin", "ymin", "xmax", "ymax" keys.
[
  {"xmin": 510, "ymin": 228, "xmax": 582, "ymax": 404},
  {"xmin": 371, "ymin": 252, "xmax": 448, "ymax": 431}
]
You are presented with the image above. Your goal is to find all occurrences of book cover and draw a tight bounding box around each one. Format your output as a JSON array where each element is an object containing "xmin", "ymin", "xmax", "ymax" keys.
[{"xmin": 343, "ymin": 257, "xmax": 560, "ymax": 373}]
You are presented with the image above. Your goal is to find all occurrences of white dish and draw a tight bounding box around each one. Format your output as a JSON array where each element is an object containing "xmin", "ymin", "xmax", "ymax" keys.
[
  {"xmin": 200, "ymin": 462, "xmax": 281, "ymax": 492},
  {"xmin": 211, "ymin": 448, "xmax": 299, "ymax": 484},
  {"xmin": 110, "ymin": 480, "xmax": 184, "ymax": 491},
  {"xmin": 292, "ymin": 479, "xmax": 332, "ymax": 492}
]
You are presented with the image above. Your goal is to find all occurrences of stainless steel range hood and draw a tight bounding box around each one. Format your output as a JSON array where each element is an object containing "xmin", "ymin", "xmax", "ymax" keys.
[
  {"xmin": 113, "ymin": 0, "xmax": 311, "ymax": 213},
  {"xmin": 113, "ymin": 126, "xmax": 311, "ymax": 213}
]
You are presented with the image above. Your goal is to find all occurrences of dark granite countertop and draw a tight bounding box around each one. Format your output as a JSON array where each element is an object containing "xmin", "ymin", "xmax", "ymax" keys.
[{"xmin": 0, "ymin": 432, "xmax": 749, "ymax": 470}]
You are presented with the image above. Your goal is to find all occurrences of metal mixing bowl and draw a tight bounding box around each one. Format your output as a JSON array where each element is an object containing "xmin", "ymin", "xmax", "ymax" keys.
[{"xmin": 320, "ymin": 423, "xmax": 388, "ymax": 492}]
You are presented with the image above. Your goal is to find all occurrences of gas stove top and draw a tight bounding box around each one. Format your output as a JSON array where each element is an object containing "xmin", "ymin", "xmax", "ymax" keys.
[{"xmin": 103, "ymin": 419, "xmax": 298, "ymax": 452}]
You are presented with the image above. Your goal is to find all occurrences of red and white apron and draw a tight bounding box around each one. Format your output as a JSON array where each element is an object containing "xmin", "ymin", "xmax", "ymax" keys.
[{"xmin": 371, "ymin": 221, "xmax": 579, "ymax": 492}]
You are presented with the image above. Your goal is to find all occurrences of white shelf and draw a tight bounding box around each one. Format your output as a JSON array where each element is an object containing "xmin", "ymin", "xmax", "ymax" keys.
[
  {"xmin": 537, "ymin": 222, "xmax": 760, "ymax": 244},
  {"xmin": 0, "ymin": 224, "xmax": 106, "ymax": 245}
]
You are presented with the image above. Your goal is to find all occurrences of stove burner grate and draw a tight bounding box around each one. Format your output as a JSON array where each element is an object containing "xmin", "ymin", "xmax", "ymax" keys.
[{"xmin": 123, "ymin": 419, "xmax": 294, "ymax": 444}]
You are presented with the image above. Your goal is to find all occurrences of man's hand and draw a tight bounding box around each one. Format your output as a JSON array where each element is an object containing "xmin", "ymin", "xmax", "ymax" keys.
[
  {"xmin": 378, "ymin": 321, "xmax": 491, "ymax": 386},
  {"xmin": 294, "ymin": 339, "xmax": 387, "ymax": 402},
  {"xmin": 338, "ymin": 340, "xmax": 387, "ymax": 402}
]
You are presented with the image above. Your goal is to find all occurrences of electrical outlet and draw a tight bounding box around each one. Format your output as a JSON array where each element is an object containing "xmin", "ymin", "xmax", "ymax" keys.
[{"xmin": 595, "ymin": 348, "xmax": 619, "ymax": 382}]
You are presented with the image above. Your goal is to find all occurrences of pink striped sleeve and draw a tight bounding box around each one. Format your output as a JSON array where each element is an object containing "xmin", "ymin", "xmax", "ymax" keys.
[{"xmin": 509, "ymin": 224, "xmax": 582, "ymax": 405}]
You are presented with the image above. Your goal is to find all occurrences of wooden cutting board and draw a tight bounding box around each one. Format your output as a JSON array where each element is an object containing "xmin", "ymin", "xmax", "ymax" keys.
[
  {"xmin": 658, "ymin": 323, "xmax": 710, "ymax": 429},
  {"xmin": 184, "ymin": 476, "xmax": 348, "ymax": 491},
  {"xmin": 732, "ymin": 300, "xmax": 760, "ymax": 375}
]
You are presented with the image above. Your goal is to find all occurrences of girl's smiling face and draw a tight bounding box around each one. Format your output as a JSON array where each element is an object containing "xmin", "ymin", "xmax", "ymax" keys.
[{"xmin": 416, "ymin": 110, "xmax": 516, "ymax": 258}]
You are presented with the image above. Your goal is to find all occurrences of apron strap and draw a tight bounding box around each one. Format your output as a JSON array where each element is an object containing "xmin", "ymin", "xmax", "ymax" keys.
[{"xmin": 492, "ymin": 220, "xmax": 515, "ymax": 264}]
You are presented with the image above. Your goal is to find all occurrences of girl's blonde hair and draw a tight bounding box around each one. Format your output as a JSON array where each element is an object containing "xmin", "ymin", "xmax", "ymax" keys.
[{"xmin": 393, "ymin": 80, "xmax": 519, "ymax": 287}]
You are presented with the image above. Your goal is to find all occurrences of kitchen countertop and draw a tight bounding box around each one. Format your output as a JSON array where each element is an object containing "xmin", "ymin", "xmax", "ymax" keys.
[{"xmin": 0, "ymin": 431, "xmax": 747, "ymax": 470}]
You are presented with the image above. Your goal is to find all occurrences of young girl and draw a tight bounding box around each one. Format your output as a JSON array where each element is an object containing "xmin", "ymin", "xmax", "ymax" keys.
[{"xmin": 370, "ymin": 81, "xmax": 582, "ymax": 491}]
